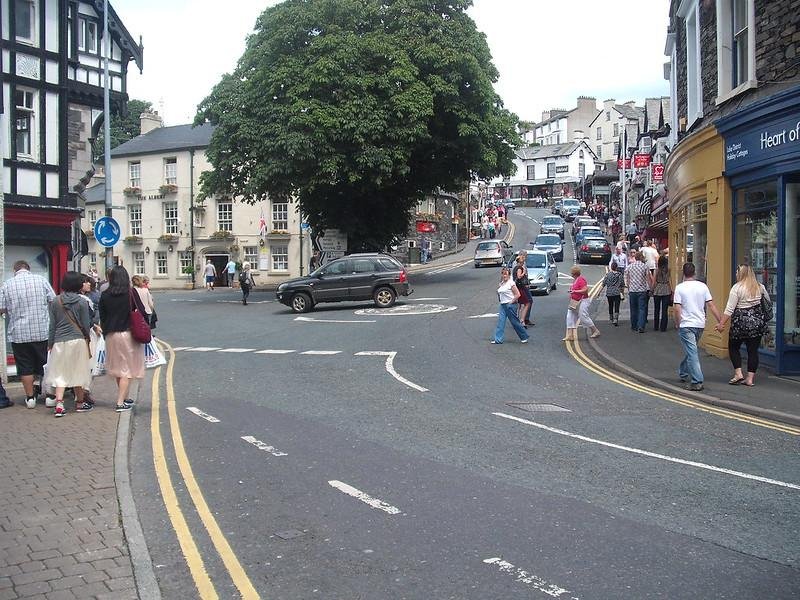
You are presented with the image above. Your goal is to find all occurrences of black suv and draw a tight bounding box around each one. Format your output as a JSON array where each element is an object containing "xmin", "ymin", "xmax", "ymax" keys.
[{"xmin": 276, "ymin": 253, "xmax": 412, "ymax": 313}]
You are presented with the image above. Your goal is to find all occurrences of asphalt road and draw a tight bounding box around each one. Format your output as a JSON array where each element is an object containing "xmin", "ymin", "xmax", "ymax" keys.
[{"xmin": 129, "ymin": 208, "xmax": 800, "ymax": 599}]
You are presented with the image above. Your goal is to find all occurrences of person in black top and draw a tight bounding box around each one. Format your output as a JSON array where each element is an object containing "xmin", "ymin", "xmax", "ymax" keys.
[{"xmin": 99, "ymin": 266, "xmax": 144, "ymax": 412}]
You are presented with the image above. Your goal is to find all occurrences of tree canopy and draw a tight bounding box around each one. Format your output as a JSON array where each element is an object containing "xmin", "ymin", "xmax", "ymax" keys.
[
  {"xmin": 195, "ymin": 0, "xmax": 519, "ymax": 249},
  {"xmin": 94, "ymin": 99, "xmax": 153, "ymax": 160}
]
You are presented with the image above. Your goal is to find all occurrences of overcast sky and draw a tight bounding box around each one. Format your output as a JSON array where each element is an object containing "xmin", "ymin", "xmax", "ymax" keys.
[{"xmin": 115, "ymin": 0, "xmax": 670, "ymax": 127}]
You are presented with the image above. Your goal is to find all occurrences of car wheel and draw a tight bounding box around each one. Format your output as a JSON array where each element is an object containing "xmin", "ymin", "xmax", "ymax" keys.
[
  {"xmin": 543, "ymin": 284, "xmax": 550, "ymax": 295},
  {"xmin": 373, "ymin": 286, "xmax": 397, "ymax": 308},
  {"xmin": 290, "ymin": 292, "xmax": 313, "ymax": 313}
]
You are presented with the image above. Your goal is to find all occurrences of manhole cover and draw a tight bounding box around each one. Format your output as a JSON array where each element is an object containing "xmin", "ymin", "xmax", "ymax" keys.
[
  {"xmin": 507, "ymin": 402, "xmax": 571, "ymax": 413},
  {"xmin": 274, "ymin": 529, "xmax": 305, "ymax": 540}
]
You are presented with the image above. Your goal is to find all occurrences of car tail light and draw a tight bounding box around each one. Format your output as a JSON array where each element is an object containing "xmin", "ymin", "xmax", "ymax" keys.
[
  {"xmin": 604, "ymin": 244, "xmax": 610, "ymax": 252},
  {"xmin": 398, "ymin": 270, "xmax": 407, "ymax": 283},
  {"xmin": 581, "ymin": 245, "xmax": 588, "ymax": 251}
]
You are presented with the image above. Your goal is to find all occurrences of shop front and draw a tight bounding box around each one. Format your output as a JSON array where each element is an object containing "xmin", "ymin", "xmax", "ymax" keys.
[{"xmin": 716, "ymin": 85, "xmax": 800, "ymax": 375}]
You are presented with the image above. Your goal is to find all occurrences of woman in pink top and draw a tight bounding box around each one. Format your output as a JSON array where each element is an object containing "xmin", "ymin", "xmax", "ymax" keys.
[{"xmin": 563, "ymin": 265, "xmax": 600, "ymax": 341}]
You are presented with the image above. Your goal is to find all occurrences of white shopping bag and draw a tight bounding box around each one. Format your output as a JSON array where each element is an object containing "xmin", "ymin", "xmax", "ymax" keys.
[
  {"xmin": 144, "ymin": 339, "xmax": 167, "ymax": 369},
  {"xmin": 92, "ymin": 335, "xmax": 107, "ymax": 376}
]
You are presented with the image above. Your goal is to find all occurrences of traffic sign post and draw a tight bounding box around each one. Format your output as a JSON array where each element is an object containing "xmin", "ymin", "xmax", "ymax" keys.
[{"xmin": 94, "ymin": 216, "xmax": 121, "ymax": 248}]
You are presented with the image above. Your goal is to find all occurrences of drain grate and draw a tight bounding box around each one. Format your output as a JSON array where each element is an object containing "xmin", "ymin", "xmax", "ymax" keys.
[
  {"xmin": 274, "ymin": 529, "xmax": 305, "ymax": 540},
  {"xmin": 507, "ymin": 402, "xmax": 571, "ymax": 413}
]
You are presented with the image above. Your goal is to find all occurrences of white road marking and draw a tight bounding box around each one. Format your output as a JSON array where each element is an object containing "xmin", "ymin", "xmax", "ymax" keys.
[
  {"xmin": 355, "ymin": 351, "xmax": 428, "ymax": 392},
  {"xmin": 355, "ymin": 304, "xmax": 457, "ymax": 316},
  {"xmin": 184, "ymin": 347, "xmax": 222, "ymax": 352},
  {"xmin": 493, "ymin": 412, "xmax": 800, "ymax": 490},
  {"xmin": 171, "ymin": 347, "xmax": 192, "ymax": 351},
  {"xmin": 424, "ymin": 260, "xmax": 472, "ymax": 275},
  {"xmin": 241, "ymin": 436, "xmax": 288, "ymax": 457},
  {"xmin": 170, "ymin": 299, "xmax": 200, "ymax": 302},
  {"xmin": 327, "ymin": 480, "xmax": 402, "ymax": 515},
  {"xmin": 558, "ymin": 272, "xmax": 575, "ymax": 279},
  {"xmin": 467, "ymin": 313, "xmax": 497, "ymax": 319},
  {"xmin": 482, "ymin": 557, "xmax": 577, "ymax": 598},
  {"xmin": 186, "ymin": 407, "xmax": 221, "ymax": 423},
  {"xmin": 407, "ymin": 297, "xmax": 449, "ymax": 301},
  {"xmin": 301, "ymin": 350, "xmax": 342, "ymax": 355},
  {"xmin": 295, "ymin": 316, "xmax": 376, "ymax": 323},
  {"xmin": 217, "ymin": 299, "xmax": 273, "ymax": 304},
  {"xmin": 255, "ymin": 349, "xmax": 296, "ymax": 354},
  {"xmin": 217, "ymin": 348, "xmax": 256, "ymax": 353}
]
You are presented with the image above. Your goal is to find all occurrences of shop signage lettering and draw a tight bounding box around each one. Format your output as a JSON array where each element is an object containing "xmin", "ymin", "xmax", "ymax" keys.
[
  {"xmin": 633, "ymin": 153, "xmax": 651, "ymax": 168},
  {"xmin": 723, "ymin": 111, "xmax": 800, "ymax": 173},
  {"xmin": 555, "ymin": 165, "xmax": 569, "ymax": 173},
  {"xmin": 652, "ymin": 163, "xmax": 664, "ymax": 182},
  {"xmin": 617, "ymin": 159, "xmax": 631, "ymax": 169}
]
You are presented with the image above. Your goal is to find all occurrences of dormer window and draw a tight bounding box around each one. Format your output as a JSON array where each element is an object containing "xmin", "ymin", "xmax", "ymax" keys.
[{"xmin": 15, "ymin": 0, "xmax": 35, "ymax": 44}]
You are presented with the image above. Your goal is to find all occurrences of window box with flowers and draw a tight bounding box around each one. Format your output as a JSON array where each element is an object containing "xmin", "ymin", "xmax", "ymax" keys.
[
  {"xmin": 158, "ymin": 234, "xmax": 179, "ymax": 243},
  {"xmin": 159, "ymin": 184, "xmax": 178, "ymax": 195},
  {"xmin": 415, "ymin": 212, "xmax": 443, "ymax": 222},
  {"xmin": 210, "ymin": 230, "xmax": 234, "ymax": 240},
  {"xmin": 123, "ymin": 235, "xmax": 143, "ymax": 244},
  {"xmin": 269, "ymin": 230, "xmax": 290, "ymax": 236},
  {"xmin": 123, "ymin": 186, "xmax": 141, "ymax": 196}
]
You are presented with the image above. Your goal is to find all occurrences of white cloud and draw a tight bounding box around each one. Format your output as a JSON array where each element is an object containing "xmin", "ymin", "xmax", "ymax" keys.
[{"xmin": 114, "ymin": 0, "xmax": 670, "ymax": 126}]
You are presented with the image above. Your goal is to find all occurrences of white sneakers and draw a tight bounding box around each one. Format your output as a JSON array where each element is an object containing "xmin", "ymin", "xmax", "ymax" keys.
[
  {"xmin": 25, "ymin": 397, "xmax": 36, "ymax": 409},
  {"xmin": 45, "ymin": 396, "xmax": 57, "ymax": 408}
]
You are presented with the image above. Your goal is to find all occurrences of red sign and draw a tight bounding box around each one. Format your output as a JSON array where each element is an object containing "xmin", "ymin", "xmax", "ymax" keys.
[
  {"xmin": 633, "ymin": 153, "xmax": 651, "ymax": 168},
  {"xmin": 416, "ymin": 221, "xmax": 437, "ymax": 233},
  {"xmin": 652, "ymin": 163, "xmax": 665, "ymax": 182},
  {"xmin": 617, "ymin": 159, "xmax": 631, "ymax": 169}
]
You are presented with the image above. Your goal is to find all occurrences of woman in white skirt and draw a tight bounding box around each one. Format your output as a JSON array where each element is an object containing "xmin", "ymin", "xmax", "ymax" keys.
[
  {"xmin": 99, "ymin": 266, "xmax": 145, "ymax": 412},
  {"xmin": 46, "ymin": 272, "xmax": 93, "ymax": 418}
]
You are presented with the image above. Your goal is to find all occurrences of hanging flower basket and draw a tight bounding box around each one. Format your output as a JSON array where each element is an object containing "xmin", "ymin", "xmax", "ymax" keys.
[
  {"xmin": 123, "ymin": 187, "xmax": 141, "ymax": 196},
  {"xmin": 123, "ymin": 235, "xmax": 143, "ymax": 244},
  {"xmin": 158, "ymin": 234, "xmax": 179, "ymax": 243},
  {"xmin": 210, "ymin": 230, "xmax": 234, "ymax": 240},
  {"xmin": 159, "ymin": 184, "xmax": 178, "ymax": 195}
]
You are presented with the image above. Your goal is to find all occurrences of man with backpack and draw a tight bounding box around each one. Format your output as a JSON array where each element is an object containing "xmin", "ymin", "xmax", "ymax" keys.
[{"xmin": 239, "ymin": 262, "xmax": 255, "ymax": 305}]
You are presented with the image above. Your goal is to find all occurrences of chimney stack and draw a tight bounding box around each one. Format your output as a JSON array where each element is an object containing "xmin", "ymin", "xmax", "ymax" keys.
[
  {"xmin": 140, "ymin": 110, "xmax": 163, "ymax": 135},
  {"xmin": 573, "ymin": 129, "xmax": 586, "ymax": 142},
  {"xmin": 541, "ymin": 110, "xmax": 551, "ymax": 121}
]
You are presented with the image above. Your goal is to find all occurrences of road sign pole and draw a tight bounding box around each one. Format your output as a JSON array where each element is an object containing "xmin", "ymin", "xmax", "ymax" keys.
[{"xmin": 102, "ymin": 0, "xmax": 114, "ymax": 274}]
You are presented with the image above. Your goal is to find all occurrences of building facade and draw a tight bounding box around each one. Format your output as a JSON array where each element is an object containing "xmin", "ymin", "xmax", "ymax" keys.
[
  {"xmin": 533, "ymin": 97, "xmax": 600, "ymax": 147},
  {"xmin": 588, "ymin": 99, "xmax": 644, "ymax": 162},
  {"xmin": 82, "ymin": 115, "xmax": 309, "ymax": 288},
  {"xmin": 1, "ymin": 0, "xmax": 141, "ymax": 288},
  {"xmin": 665, "ymin": 0, "xmax": 800, "ymax": 374}
]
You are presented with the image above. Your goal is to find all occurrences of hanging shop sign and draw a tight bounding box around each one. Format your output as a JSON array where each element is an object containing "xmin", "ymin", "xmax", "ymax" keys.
[
  {"xmin": 416, "ymin": 221, "xmax": 438, "ymax": 233},
  {"xmin": 633, "ymin": 153, "xmax": 651, "ymax": 168},
  {"xmin": 617, "ymin": 158, "xmax": 631, "ymax": 169},
  {"xmin": 651, "ymin": 163, "xmax": 665, "ymax": 182}
]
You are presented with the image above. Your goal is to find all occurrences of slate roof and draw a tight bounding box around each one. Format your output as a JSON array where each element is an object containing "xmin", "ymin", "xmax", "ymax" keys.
[
  {"xmin": 110, "ymin": 123, "xmax": 216, "ymax": 157},
  {"xmin": 84, "ymin": 182, "xmax": 106, "ymax": 204},
  {"xmin": 516, "ymin": 142, "xmax": 591, "ymax": 160},
  {"xmin": 614, "ymin": 103, "xmax": 644, "ymax": 121}
]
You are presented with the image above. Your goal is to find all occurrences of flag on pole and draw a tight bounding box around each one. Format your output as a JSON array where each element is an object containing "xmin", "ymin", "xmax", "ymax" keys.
[{"xmin": 259, "ymin": 205, "xmax": 267, "ymax": 239}]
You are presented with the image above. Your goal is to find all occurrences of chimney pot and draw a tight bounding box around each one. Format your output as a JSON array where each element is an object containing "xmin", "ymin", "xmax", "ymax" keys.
[{"xmin": 139, "ymin": 110, "xmax": 163, "ymax": 135}]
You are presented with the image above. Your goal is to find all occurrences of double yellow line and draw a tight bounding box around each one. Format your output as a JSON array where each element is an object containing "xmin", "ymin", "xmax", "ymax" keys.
[
  {"xmin": 150, "ymin": 340, "xmax": 260, "ymax": 599},
  {"xmin": 564, "ymin": 280, "xmax": 800, "ymax": 436}
]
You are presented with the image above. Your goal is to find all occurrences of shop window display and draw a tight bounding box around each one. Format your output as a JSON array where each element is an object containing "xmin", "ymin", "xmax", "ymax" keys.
[
  {"xmin": 785, "ymin": 183, "xmax": 800, "ymax": 348},
  {"xmin": 734, "ymin": 182, "xmax": 778, "ymax": 350}
]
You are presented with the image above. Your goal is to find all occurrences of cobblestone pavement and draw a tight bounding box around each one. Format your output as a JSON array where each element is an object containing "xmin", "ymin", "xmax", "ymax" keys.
[{"xmin": 0, "ymin": 380, "xmax": 137, "ymax": 600}]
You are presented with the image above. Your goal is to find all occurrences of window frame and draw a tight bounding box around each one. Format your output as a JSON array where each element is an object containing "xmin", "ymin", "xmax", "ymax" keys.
[
  {"xmin": 128, "ymin": 162, "xmax": 141, "ymax": 188},
  {"xmin": 14, "ymin": 0, "xmax": 36, "ymax": 44},
  {"xmin": 243, "ymin": 246, "xmax": 258, "ymax": 268},
  {"xmin": 596, "ymin": 127, "xmax": 602, "ymax": 140},
  {"xmin": 679, "ymin": 0, "xmax": 703, "ymax": 126},
  {"xmin": 132, "ymin": 251, "xmax": 146, "ymax": 275},
  {"xmin": 271, "ymin": 245, "xmax": 289, "ymax": 271},
  {"xmin": 77, "ymin": 16, "xmax": 98, "ymax": 53},
  {"xmin": 128, "ymin": 204, "xmax": 142, "ymax": 236},
  {"xmin": 217, "ymin": 201, "xmax": 233, "ymax": 232},
  {"xmin": 526, "ymin": 164, "xmax": 535, "ymax": 181},
  {"xmin": 164, "ymin": 157, "xmax": 177, "ymax": 185},
  {"xmin": 178, "ymin": 251, "xmax": 193, "ymax": 276},
  {"xmin": 14, "ymin": 88, "xmax": 36, "ymax": 159},
  {"xmin": 163, "ymin": 201, "xmax": 179, "ymax": 235},
  {"xmin": 154, "ymin": 251, "xmax": 168, "ymax": 276},
  {"xmin": 272, "ymin": 202, "xmax": 289, "ymax": 231},
  {"xmin": 546, "ymin": 162, "xmax": 555, "ymax": 178},
  {"xmin": 715, "ymin": 0, "xmax": 756, "ymax": 104}
]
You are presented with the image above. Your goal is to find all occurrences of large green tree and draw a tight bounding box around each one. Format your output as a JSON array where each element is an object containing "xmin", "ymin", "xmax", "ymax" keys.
[
  {"xmin": 94, "ymin": 99, "xmax": 153, "ymax": 161},
  {"xmin": 196, "ymin": 0, "xmax": 519, "ymax": 250}
]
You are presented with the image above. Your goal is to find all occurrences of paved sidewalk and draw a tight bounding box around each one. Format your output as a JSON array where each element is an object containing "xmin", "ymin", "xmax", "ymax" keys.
[
  {"xmin": 584, "ymin": 294, "xmax": 800, "ymax": 427},
  {"xmin": 0, "ymin": 378, "xmax": 138, "ymax": 600}
]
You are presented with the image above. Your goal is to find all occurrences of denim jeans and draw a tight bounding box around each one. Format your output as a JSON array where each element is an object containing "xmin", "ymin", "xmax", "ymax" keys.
[
  {"xmin": 494, "ymin": 303, "xmax": 529, "ymax": 343},
  {"xmin": 678, "ymin": 327, "xmax": 704, "ymax": 384},
  {"xmin": 653, "ymin": 294, "xmax": 671, "ymax": 331},
  {"xmin": 628, "ymin": 291, "xmax": 647, "ymax": 331}
]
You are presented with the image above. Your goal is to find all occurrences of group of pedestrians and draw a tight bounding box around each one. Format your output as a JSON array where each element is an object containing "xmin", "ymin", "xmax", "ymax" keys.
[
  {"xmin": 479, "ymin": 204, "xmax": 505, "ymax": 239},
  {"xmin": 202, "ymin": 258, "xmax": 255, "ymax": 305},
  {"xmin": 0, "ymin": 261, "xmax": 147, "ymax": 415}
]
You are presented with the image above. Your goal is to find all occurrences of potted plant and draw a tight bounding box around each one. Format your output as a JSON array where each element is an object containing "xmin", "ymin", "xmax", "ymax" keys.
[
  {"xmin": 123, "ymin": 235, "xmax": 143, "ymax": 244},
  {"xmin": 159, "ymin": 184, "xmax": 178, "ymax": 195},
  {"xmin": 123, "ymin": 186, "xmax": 141, "ymax": 196},
  {"xmin": 158, "ymin": 234, "xmax": 179, "ymax": 243},
  {"xmin": 181, "ymin": 265, "xmax": 195, "ymax": 289}
]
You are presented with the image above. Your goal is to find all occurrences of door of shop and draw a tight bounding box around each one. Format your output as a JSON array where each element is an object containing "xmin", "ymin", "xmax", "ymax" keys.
[{"xmin": 206, "ymin": 254, "xmax": 229, "ymax": 288}]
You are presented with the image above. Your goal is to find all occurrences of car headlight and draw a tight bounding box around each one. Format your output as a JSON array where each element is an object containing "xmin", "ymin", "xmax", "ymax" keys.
[{"xmin": 278, "ymin": 283, "xmax": 287, "ymax": 292}]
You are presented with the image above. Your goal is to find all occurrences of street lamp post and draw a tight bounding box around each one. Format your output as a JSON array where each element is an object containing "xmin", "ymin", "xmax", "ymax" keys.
[{"xmin": 102, "ymin": 0, "xmax": 114, "ymax": 273}]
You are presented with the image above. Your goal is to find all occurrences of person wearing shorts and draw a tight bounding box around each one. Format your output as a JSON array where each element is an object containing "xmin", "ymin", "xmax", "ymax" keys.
[
  {"xmin": 203, "ymin": 259, "xmax": 217, "ymax": 290},
  {"xmin": 0, "ymin": 260, "xmax": 56, "ymax": 408}
]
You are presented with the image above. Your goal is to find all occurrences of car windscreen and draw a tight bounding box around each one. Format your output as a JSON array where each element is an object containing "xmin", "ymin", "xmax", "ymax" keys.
[
  {"xmin": 562, "ymin": 200, "xmax": 580, "ymax": 207},
  {"xmin": 477, "ymin": 242, "xmax": 499, "ymax": 251},
  {"xmin": 536, "ymin": 236, "xmax": 560, "ymax": 245},
  {"xmin": 542, "ymin": 217, "xmax": 561, "ymax": 225},
  {"xmin": 525, "ymin": 255, "xmax": 547, "ymax": 268},
  {"xmin": 580, "ymin": 228, "xmax": 602, "ymax": 236}
]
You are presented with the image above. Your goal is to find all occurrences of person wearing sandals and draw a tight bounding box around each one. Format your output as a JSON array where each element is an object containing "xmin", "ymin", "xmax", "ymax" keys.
[
  {"xmin": 715, "ymin": 264, "xmax": 770, "ymax": 387},
  {"xmin": 45, "ymin": 272, "xmax": 93, "ymax": 418},
  {"xmin": 99, "ymin": 266, "xmax": 144, "ymax": 412},
  {"xmin": 563, "ymin": 265, "xmax": 600, "ymax": 341},
  {"xmin": 601, "ymin": 262, "xmax": 623, "ymax": 326}
]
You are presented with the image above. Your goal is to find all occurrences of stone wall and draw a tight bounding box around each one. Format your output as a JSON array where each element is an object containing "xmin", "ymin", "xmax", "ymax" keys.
[
  {"xmin": 67, "ymin": 103, "xmax": 94, "ymax": 191},
  {"xmin": 755, "ymin": 0, "xmax": 800, "ymax": 84}
]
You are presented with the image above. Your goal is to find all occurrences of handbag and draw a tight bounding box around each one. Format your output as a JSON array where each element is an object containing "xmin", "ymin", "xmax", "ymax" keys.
[
  {"xmin": 129, "ymin": 291, "xmax": 152, "ymax": 344},
  {"xmin": 730, "ymin": 305, "xmax": 765, "ymax": 339},
  {"xmin": 568, "ymin": 298, "xmax": 580, "ymax": 311},
  {"xmin": 760, "ymin": 291, "xmax": 773, "ymax": 322},
  {"xmin": 59, "ymin": 297, "xmax": 91, "ymax": 357}
]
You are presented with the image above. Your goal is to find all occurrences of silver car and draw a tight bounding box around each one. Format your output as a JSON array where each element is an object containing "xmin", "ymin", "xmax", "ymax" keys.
[
  {"xmin": 532, "ymin": 234, "xmax": 564, "ymax": 262},
  {"xmin": 507, "ymin": 250, "xmax": 558, "ymax": 295},
  {"xmin": 474, "ymin": 240, "xmax": 514, "ymax": 268}
]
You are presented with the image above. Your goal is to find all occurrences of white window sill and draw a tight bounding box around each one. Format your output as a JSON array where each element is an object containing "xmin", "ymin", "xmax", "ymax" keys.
[{"xmin": 715, "ymin": 80, "xmax": 757, "ymax": 106}]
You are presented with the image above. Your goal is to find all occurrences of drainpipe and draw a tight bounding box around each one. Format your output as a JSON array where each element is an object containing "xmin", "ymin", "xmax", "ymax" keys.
[{"xmin": 189, "ymin": 149, "xmax": 196, "ymax": 289}]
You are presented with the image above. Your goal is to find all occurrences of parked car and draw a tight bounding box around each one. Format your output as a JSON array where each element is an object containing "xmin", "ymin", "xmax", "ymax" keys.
[
  {"xmin": 503, "ymin": 201, "xmax": 516, "ymax": 210},
  {"xmin": 574, "ymin": 226, "xmax": 604, "ymax": 248},
  {"xmin": 507, "ymin": 250, "xmax": 557, "ymax": 295},
  {"xmin": 540, "ymin": 215, "xmax": 565, "ymax": 239},
  {"xmin": 577, "ymin": 237, "xmax": 612, "ymax": 264},
  {"xmin": 474, "ymin": 240, "xmax": 514, "ymax": 268},
  {"xmin": 532, "ymin": 234, "xmax": 564, "ymax": 262},
  {"xmin": 276, "ymin": 253, "xmax": 412, "ymax": 313}
]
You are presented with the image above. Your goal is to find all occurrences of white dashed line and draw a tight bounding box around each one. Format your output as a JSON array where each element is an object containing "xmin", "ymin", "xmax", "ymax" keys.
[
  {"xmin": 241, "ymin": 436, "xmax": 288, "ymax": 457},
  {"xmin": 217, "ymin": 348, "xmax": 257, "ymax": 353},
  {"xmin": 254, "ymin": 349, "xmax": 296, "ymax": 354},
  {"xmin": 301, "ymin": 350, "xmax": 342, "ymax": 355},
  {"xmin": 171, "ymin": 347, "xmax": 192, "ymax": 351},
  {"xmin": 295, "ymin": 316, "xmax": 376, "ymax": 323},
  {"xmin": 186, "ymin": 407, "xmax": 221, "ymax": 423},
  {"xmin": 493, "ymin": 412, "xmax": 800, "ymax": 490},
  {"xmin": 327, "ymin": 480, "xmax": 402, "ymax": 515},
  {"xmin": 355, "ymin": 351, "xmax": 428, "ymax": 392},
  {"xmin": 467, "ymin": 313, "xmax": 498, "ymax": 319},
  {"xmin": 183, "ymin": 347, "xmax": 222, "ymax": 352},
  {"xmin": 482, "ymin": 557, "xmax": 577, "ymax": 598}
]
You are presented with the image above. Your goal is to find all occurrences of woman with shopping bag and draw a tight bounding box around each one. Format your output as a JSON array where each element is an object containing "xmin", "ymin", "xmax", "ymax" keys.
[{"xmin": 99, "ymin": 266, "xmax": 145, "ymax": 412}]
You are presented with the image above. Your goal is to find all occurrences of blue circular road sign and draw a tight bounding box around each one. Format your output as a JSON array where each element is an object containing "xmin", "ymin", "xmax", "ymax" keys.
[{"xmin": 94, "ymin": 216, "xmax": 121, "ymax": 248}]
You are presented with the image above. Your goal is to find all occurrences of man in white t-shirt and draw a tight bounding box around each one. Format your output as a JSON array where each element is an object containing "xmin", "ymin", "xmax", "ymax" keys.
[
  {"xmin": 641, "ymin": 240, "xmax": 659, "ymax": 272},
  {"xmin": 672, "ymin": 262, "xmax": 722, "ymax": 391}
]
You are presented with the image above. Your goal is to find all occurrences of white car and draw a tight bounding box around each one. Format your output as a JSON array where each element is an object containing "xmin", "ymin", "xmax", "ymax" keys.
[{"xmin": 474, "ymin": 240, "xmax": 514, "ymax": 268}]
